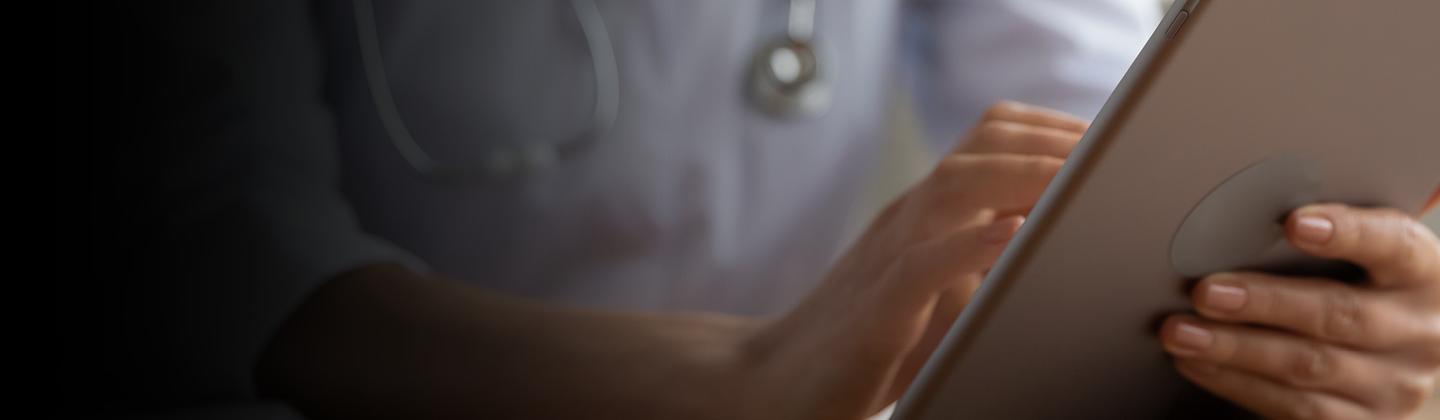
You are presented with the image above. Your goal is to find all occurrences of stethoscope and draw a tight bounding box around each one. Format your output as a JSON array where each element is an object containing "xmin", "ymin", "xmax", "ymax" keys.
[
  {"xmin": 353, "ymin": 0, "xmax": 831, "ymax": 183},
  {"xmin": 747, "ymin": 0, "xmax": 832, "ymax": 119}
]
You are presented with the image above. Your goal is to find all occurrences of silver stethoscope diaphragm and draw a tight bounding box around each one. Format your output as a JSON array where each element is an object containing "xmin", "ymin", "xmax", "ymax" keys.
[{"xmin": 747, "ymin": 0, "xmax": 832, "ymax": 118}]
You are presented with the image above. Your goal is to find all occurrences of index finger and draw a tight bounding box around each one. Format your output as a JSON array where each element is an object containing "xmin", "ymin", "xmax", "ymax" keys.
[
  {"xmin": 978, "ymin": 101, "xmax": 1091, "ymax": 133},
  {"xmin": 1285, "ymin": 204, "xmax": 1440, "ymax": 287},
  {"xmin": 928, "ymin": 153, "xmax": 1065, "ymax": 214}
]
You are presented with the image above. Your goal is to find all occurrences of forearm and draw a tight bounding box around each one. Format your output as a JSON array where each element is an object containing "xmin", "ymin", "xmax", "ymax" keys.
[
  {"xmin": 253, "ymin": 103, "xmax": 1079, "ymax": 420},
  {"xmin": 256, "ymin": 263, "xmax": 759, "ymax": 419}
]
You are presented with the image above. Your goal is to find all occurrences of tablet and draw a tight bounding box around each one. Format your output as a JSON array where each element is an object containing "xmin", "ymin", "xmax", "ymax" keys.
[{"xmin": 891, "ymin": 1, "xmax": 1440, "ymax": 418}]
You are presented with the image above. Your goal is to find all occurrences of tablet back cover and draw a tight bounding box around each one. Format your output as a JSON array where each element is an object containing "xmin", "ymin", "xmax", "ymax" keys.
[{"xmin": 894, "ymin": 1, "xmax": 1440, "ymax": 418}]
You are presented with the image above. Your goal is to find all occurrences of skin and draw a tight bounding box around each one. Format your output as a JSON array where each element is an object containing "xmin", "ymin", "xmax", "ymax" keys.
[
  {"xmin": 256, "ymin": 101, "xmax": 1440, "ymax": 419},
  {"xmin": 257, "ymin": 101, "xmax": 1078, "ymax": 419},
  {"xmin": 1161, "ymin": 204, "xmax": 1440, "ymax": 419}
]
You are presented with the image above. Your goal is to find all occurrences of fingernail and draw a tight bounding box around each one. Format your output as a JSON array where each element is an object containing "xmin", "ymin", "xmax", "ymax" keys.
[
  {"xmin": 982, "ymin": 217, "xmax": 1024, "ymax": 244},
  {"xmin": 1293, "ymin": 215, "xmax": 1334, "ymax": 244},
  {"xmin": 1171, "ymin": 322, "xmax": 1213, "ymax": 354},
  {"xmin": 1202, "ymin": 277, "xmax": 1247, "ymax": 312}
]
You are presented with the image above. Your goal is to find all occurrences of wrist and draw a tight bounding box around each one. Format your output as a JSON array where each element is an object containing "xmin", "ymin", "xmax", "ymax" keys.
[{"xmin": 644, "ymin": 313, "xmax": 768, "ymax": 419}]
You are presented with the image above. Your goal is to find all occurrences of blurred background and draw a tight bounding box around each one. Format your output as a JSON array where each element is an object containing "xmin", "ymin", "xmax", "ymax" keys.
[{"xmin": 854, "ymin": 0, "xmax": 1440, "ymax": 417}]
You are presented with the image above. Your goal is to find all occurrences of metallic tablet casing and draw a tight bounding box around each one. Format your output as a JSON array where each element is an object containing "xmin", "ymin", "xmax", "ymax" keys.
[{"xmin": 892, "ymin": 1, "xmax": 1440, "ymax": 418}]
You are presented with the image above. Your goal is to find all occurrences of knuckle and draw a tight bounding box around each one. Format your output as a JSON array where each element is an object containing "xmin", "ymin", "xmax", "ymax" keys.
[
  {"xmin": 931, "ymin": 156, "xmax": 971, "ymax": 186},
  {"xmin": 1376, "ymin": 207, "xmax": 1412, "ymax": 220},
  {"xmin": 1284, "ymin": 394, "xmax": 1325, "ymax": 420},
  {"xmin": 1336, "ymin": 208, "xmax": 1426, "ymax": 268},
  {"xmin": 1029, "ymin": 155, "xmax": 1062, "ymax": 172},
  {"xmin": 1290, "ymin": 342, "xmax": 1330, "ymax": 385},
  {"xmin": 974, "ymin": 122, "xmax": 1012, "ymax": 148},
  {"xmin": 1021, "ymin": 156, "xmax": 1063, "ymax": 179},
  {"xmin": 1319, "ymin": 288, "xmax": 1368, "ymax": 342},
  {"xmin": 930, "ymin": 157, "xmax": 985, "ymax": 196},
  {"xmin": 1288, "ymin": 343, "xmax": 1335, "ymax": 385},
  {"xmin": 1386, "ymin": 219, "xmax": 1424, "ymax": 271},
  {"xmin": 983, "ymin": 102, "xmax": 1021, "ymax": 120},
  {"xmin": 934, "ymin": 155, "xmax": 975, "ymax": 177},
  {"xmin": 974, "ymin": 157, "xmax": 1014, "ymax": 178},
  {"xmin": 980, "ymin": 120, "xmax": 1012, "ymax": 136}
]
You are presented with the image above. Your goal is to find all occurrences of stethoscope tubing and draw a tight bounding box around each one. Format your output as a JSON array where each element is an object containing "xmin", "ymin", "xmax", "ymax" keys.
[
  {"xmin": 354, "ymin": 0, "xmax": 827, "ymax": 183},
  {"xmin": 352, "ymin": 0, "xmax": 618, "ymax": 183}
]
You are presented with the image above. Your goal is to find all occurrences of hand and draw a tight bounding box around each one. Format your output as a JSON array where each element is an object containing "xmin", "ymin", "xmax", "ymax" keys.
[
  {"xmin": 258, "ymin": 101, "xmax": 1091, "ymax": 420},
  {"xmin": 1161, "ymin": 204, "xmax": 1440, "ymax": 419},
  {"xmin": 733, "ymin": 102, "xmax": 1090, "ymax": 419}
]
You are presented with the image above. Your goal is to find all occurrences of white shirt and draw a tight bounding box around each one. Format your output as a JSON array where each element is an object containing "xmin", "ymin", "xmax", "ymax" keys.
[
  {"xmin": 320, "ymin": 0, "xmax": 1159, "ymax": 315},
  {"xmin": 122, "ymin": 0, "xmax": 1159, "ymax": 411}
]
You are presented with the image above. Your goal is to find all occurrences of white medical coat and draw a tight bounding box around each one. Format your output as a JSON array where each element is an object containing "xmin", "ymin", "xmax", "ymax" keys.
[
  {"xmin": 321, "ymin": 0, "xmax": 1158, "ymax": 314},
  {"xmin": 112, "ymin": 0, "xmax": 1159, "ymax": 412}
]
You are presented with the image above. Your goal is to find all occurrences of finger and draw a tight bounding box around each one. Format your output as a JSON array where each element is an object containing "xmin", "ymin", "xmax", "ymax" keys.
[
  {"xmin": 976, "ymin": 101, "xmax": 1090, "ymax": 133},
  {"xmin": 883, "ymin": 285, "xmax": 979, "ymax": 404},
  {"xmin": 1174, "ymin": 359, "xmax": 1372, "ymax": 420},
  {"xmin": 1161, "ymin": 316, "xmax": 1428, "ymax": 409},
  {"xmin": 927, "ymin": 153, "xmax": 1065, "ymax": 214},
  {"xmin": 1191, "ymin": 272, "xmax": 1417, "ymax": 349},
  {"xmin": 958, "ymin": 120, "xmax": 1083, "ymax": 158},
  {"xmin": 1286, "ymin": 204, "xmax": 1440, "ymax": 287},
  {"xmin": 878, "ymin": 216, "xmax": 1024, "ymax": 312},
  {"xmin": 856, "ymin": 217, "xmax": 1019, "ymax": 369}
]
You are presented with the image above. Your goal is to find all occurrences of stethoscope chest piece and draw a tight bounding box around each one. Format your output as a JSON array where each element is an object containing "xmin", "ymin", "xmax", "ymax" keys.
[
  {"xmin": 748, "ymin": 37, "xmax": 832, "ymax": 118},
  {"xmin": 747, "ymin": 0, "xmax": 831, "ymax": 119}
]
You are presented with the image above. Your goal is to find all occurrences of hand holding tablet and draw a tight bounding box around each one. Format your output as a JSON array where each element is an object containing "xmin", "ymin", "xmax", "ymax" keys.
[
  {"xmin": 892, "ymin": 1, "xmax": 1440, "ymax": 418},
  {"xmin": 1162, "ymin": 204, "xmax": 1440, "ymax": 419}
]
